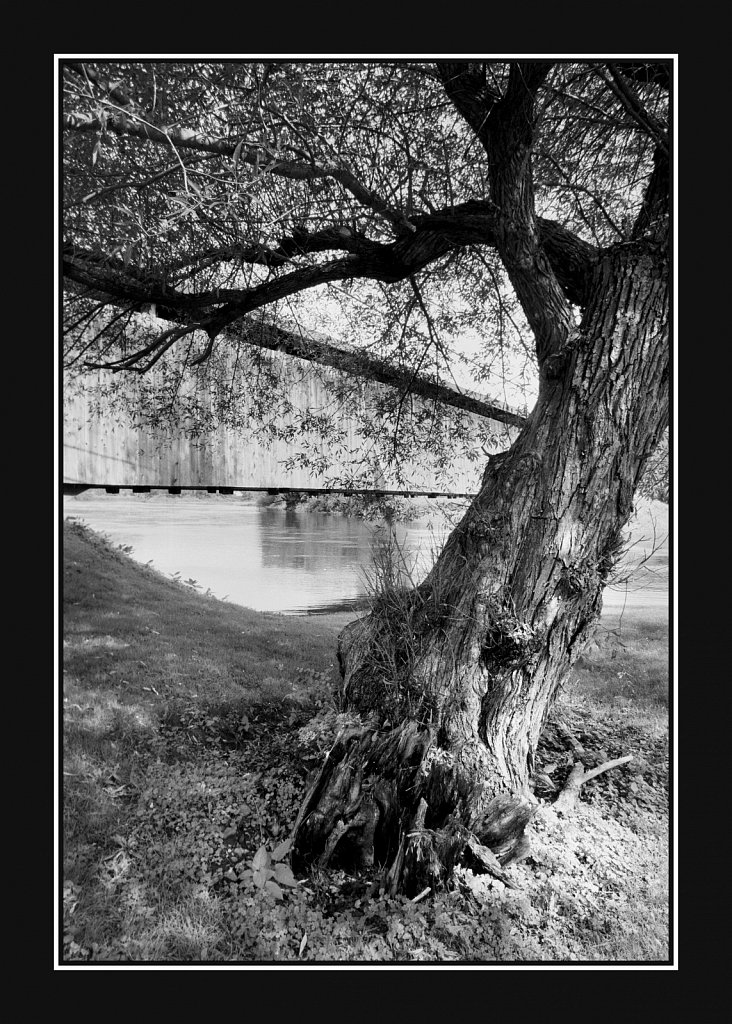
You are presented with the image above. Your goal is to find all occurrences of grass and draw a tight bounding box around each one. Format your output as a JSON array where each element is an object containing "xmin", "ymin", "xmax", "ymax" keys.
[
  {"xmin": 63, "ymin": 517, "xmax": 349, "ymax": 705},
  {"xmin": 565, "ymin": 606, "xmax": 669, "ymax": 715},
  {"xmin": 59, "ymin": 519, "xmax": 670, "ymax": 964}
]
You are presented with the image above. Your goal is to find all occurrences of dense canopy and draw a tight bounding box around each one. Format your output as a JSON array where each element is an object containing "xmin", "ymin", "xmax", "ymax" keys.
[{"xmin": 62, "ymin": 59, "xmax": 669, "ymax": 451}]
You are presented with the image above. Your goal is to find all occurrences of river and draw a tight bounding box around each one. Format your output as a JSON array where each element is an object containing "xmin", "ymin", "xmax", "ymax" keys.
[{"xmin": 62, "ymin": 493, "xmax": 668, "ymax": 616}]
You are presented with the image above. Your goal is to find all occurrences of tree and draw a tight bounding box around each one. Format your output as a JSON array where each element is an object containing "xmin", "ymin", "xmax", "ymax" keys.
[{"xmin": 61, "ymin": 58, "xmax": 670, "ymax": 893}]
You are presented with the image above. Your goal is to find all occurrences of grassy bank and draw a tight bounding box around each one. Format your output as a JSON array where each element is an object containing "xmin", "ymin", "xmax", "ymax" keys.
[{"xmin": 60, "ymin": 520, "xmax": 670, "ymax": 964}]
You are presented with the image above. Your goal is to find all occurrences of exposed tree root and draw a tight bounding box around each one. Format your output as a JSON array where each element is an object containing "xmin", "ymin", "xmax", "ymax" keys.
[{"xmin": 291, "ymin": 718, "xmax": 537, "ymax": 896}]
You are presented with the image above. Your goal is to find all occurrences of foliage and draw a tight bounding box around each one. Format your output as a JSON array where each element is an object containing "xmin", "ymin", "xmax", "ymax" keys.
[{"xmin": 61, "ymin": 58, "xmax": 669, "ymax": 481}]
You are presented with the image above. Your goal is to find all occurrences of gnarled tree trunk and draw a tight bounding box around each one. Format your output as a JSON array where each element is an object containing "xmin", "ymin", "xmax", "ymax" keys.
[{"xmin": 292, "ymin": 237, "xmax": 668, "ymax": 894}]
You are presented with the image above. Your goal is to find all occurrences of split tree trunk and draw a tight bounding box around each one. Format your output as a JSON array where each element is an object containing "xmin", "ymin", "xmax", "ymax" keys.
[{"xmin": 292, "ymin": 238, "xmax": 668, "ymax": 896}]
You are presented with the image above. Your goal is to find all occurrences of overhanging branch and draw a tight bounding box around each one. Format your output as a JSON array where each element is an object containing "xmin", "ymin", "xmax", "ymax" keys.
[
  {"xmin": 234, "ymin": 319, "xmax": 527, "ymax": 427},
  {"xmin": 64, "ymin": 196, "xmax": 597, "ymax": 318},
  {"xmin": 68, "ymin": 290, "xmax": 526, "ymax": 427}
]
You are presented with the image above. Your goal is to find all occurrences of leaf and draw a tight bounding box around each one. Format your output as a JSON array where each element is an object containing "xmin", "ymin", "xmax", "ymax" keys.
[
  {"xmin": 232, "ymin": 138, "xmax": 245, "ymax": 174},
  {"xmin": 251, "ymin": 845, "xmax": 269, "ymax": 871},
  {"xmin": 273, "ymin": 863, "xmax": 297, "ymax": 887},
  {"xmin": 253, "ymin": 866, "xmax": 271, "ymax": 889},
  {"xmin": 265, "ymin": 879, "xmax": 284, "ymax": 900},
  {"xmin": 299, "ymin": 933, "xmax": 307, "ymax": 958},
  {"xmin": 92, "ymin": 139, "xmax": 101, "ymax": 166},
  {"xmin": 271, "ymin": 837, "xmax": 292, "ymax": 862}
]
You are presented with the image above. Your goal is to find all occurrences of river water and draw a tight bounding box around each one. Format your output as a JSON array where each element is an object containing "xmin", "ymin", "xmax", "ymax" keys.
[{"xmin": 62, "ymin": 493, "xmax": 668, "ymax": 616}]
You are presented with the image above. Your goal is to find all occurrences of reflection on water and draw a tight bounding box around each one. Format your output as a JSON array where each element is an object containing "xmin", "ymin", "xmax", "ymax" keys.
[
  {"xmin": 62, "ymin": 495, "xmax": 444, "ymax": 614},
  {"xmin": 62, "ymin": 494, "xmax": 667, "ymax": 615}
]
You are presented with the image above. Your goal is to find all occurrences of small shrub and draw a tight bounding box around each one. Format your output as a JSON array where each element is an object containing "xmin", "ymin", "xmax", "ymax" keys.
[{"xmin": 237, "ymin": 839, "xmax": 298, "ymax": 900}]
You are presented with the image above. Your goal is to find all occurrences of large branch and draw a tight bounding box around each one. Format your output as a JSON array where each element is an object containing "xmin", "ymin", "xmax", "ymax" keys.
[
  {"xmin": 63, "ymin": 245, "xmax": 437, "ymax": 328},
  {"xmin": 69, "ymin": 291, "xmax": 526, "ymax": 427},
  {"xmin": 441, "ymin": 61, "xmax": 574, "ymax": 369},
  {"xmin": 228, "ymin": 320, "xmax": 527, "ymax": 427},
  {"xmin": 64, "ymin": 196, "xmax": 596, "ymax": 319},
  {"xmin": 64, "ymin": 194, "xmax": 595, "ymax": 424},
  {"xmin": 65, "ymin": 241, "xmax": 528, "ymax": 425},
  {"xmin": 157, "ymin": 225, "xmax": 391, "ymax": 277},
  {"xmin": 413, "ymin": 203, "xmax": 597, "ymax": 308},
  {"xmin": 435, "ymin": 62, "xmax": 501, "ymax": 153}
]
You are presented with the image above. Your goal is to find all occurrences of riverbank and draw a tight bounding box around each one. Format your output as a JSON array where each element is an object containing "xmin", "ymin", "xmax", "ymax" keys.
[{"xmin": 60, "ymin": 520, "xmax": 670, "ymax": 963}]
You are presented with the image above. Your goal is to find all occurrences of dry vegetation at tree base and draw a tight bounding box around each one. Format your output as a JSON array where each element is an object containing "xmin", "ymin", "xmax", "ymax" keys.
[{"xmin": 61, "ymin": 520, "xmax": 669, "ymax": 963}]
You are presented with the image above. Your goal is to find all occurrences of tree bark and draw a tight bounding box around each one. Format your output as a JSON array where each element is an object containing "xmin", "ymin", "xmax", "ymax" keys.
[{"xmin": 292, "ymin": 236, "xmax": 668, "ymax": 894}]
